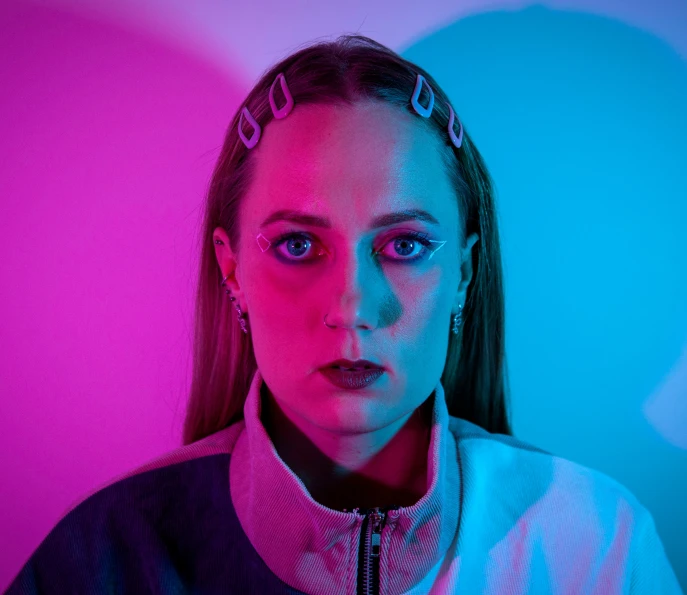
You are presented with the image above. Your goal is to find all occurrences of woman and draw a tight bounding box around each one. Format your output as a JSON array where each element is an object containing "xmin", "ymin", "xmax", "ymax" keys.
[{"xmin": 6, "ymin": 35, "xmax": 681, "ymax": 595}]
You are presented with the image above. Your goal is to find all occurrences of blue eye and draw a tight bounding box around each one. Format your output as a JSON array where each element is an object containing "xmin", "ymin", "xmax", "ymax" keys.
[{"xmin": 269, "ymin": 230, "xmax": 435, "ymax": 265}]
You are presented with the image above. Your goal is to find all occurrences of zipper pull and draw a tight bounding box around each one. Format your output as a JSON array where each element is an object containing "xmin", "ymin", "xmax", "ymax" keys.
[{"xmin": 370, "ymin": 508, "xmax": 384, "ymax": 558}]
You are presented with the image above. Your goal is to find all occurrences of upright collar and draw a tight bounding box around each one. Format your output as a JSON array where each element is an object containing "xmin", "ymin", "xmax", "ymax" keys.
[{"xmin": 230, "ymin": 369, "xmax": 461, "ymax": 595}]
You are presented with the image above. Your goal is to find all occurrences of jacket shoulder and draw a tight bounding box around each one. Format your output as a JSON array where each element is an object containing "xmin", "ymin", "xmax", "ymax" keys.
[
  {"xmin": 63, "ymin": 420, "xmax": 245, "ymax": 516},
  {"xmin": 446, "ymin": 416, "xmax": 682, "ymax": 592},
  {"xmin": 448, "ymin": 415, "xmax": 644, "ymax": 511},
  {"xmin": 6, "ymin": 422, "xmax": 247, "ymax": 594}
]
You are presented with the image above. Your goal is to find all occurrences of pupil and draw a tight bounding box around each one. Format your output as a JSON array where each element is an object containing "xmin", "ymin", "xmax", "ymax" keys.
[
  {"xmin": 396, "ymin": 239, "xmax": 413, "ymax": 256},
  {"xmin": 287, "ymin": 237, "xmax": 416, "ymax": 258},
  {"xmin": 288, "ymin": 238, "xmax": 308, "ymax": 256}
]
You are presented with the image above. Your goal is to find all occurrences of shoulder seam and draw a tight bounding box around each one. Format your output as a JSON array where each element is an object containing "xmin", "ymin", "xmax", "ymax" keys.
[
  {"xmin": 61, "ymin": 422, "xmax": 244, "ymax": 518},
  {"xmin": 452, "ymin": 429, "xmax": 553, "ymax": 456}
]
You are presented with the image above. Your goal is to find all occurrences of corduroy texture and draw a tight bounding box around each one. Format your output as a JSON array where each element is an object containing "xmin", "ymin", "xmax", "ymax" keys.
[
  {"xmin": 5, "ymin": 367, "xmax": 683, "ymax": 594},
  {"xmin": 230, "ymin": 368, "xmax": 460, "ymax": 595},
  {"xmin": 229, "ymin": 369, "xmax": 682, "ymax": 594}
]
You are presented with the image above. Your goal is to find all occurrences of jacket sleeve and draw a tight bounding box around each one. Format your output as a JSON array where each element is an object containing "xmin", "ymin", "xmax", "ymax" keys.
[
  {"xmin": 3, "ymin": 522, "xmax": 96, "ymax": 595},
  {"xmin": 629, "ymin": 507, "xmax": 684, "ymax": 594},
  {"xmin": 3, "ymin": 504, "xmax": 115, "ymax": 594},
  {"xmin": 4, "ymin": 553, "xmax": 46, "ymax": 594}
]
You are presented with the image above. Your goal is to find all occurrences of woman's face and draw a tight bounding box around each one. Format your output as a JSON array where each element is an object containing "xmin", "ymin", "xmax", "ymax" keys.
[{"xmin": 215, "ymin": 100, "xmax": 478, "ymax": 435}]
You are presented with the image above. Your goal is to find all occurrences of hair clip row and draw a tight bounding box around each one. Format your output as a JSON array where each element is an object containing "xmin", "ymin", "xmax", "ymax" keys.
[{"xmin": 238, "ymin": 72, "xmax": 463, "ymax": 151}]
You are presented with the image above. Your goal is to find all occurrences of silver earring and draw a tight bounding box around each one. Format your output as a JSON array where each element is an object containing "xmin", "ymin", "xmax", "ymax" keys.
[
  {"xmin": 452, "ymin": 304, "xmax": 463, "ymax": 335},
  {"xmin": 216, "ymin": 238, "xmax": 248, "ymax": 335},
  {"xmin": 219, "ymin": 274, "xmax": 248, "ymax": 335}
]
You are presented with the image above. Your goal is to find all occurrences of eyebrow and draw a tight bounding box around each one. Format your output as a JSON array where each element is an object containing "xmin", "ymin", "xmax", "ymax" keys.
[{"xmin": 259, "ymin": 208, "xmax": 440, "ymax": 231}]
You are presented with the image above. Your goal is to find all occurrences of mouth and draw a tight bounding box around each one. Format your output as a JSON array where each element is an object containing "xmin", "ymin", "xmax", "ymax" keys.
[
  {"xmin": 319, "ymin": 365, "xmax": 385, "ymax": 390},
  {"xmin": 321, "ymin": 359, "xmax": 384, "ymax": 372}
]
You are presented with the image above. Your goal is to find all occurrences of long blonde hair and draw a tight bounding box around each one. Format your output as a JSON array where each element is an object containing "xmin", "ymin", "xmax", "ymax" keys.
[{"xmin": 182, "ymin": 34, "xmax": 512, "ymax": 445}]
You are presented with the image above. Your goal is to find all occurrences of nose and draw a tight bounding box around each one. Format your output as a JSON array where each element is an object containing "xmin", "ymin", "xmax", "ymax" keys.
[{"xmin": 323, "ymin": 244, "xmax": 379, "ymax": 331}]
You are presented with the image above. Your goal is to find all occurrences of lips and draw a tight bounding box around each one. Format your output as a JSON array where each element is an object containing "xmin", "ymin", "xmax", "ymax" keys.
[
  {"xmin": 322, "ymin": 358, "xmax": 384, "ymax": 371},
  {"xmin": 319, "ymin": 366, "xmax": 385, "ymax": 389}
]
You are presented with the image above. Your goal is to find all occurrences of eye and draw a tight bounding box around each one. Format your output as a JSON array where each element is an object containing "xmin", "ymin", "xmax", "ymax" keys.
[
  {"xmin": 375, "ymin": 232, "xmax": 432, "ymax": 261},
  {"xmin": 269, "ymin": 230, "xmax": 435, "ymax": 264}
]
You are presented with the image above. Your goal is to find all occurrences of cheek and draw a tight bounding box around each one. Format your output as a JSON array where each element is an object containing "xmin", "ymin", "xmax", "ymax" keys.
[
  {"xmin": 387, "ymin": 268, "xmax": 448, "ymax": 339},
  {"xmin": 248, "ymin": 273, "xmax": 305, "ymax": 336},
  {"xmin": 245, "ymin": 270, "xmax": 323, "ymax": 373},
  {"xmin": 249, "ymin": 259, "xmax": 450, "ymax": 337}
]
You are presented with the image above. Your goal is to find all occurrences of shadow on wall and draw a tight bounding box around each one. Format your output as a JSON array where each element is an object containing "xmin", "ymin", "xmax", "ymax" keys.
[{"xmin": 401, "ymin": 5, "xmax": 687, "ymax": 587}]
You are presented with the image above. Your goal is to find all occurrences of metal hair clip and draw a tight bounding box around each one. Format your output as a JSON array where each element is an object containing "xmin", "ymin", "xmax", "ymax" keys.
[
  {"xmin": 239, "ymin": 72, "xmax": 463, "ymax": 150},
  {"xmin": 410, "ymin": 74, "xmax": 434, "ymax": 118},
  {"xmin": 411, "ymin": 73, "xmax": 463, "ymax": 148},
  {"xmin": 238, "ymin": 71, "xmax": 295, "ymax": 149}
]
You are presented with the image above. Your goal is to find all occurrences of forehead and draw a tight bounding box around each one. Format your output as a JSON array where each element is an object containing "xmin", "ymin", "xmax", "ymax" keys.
[{"xmin": 245, "ymin": 100, "xmax": 456, "ymax": 225}]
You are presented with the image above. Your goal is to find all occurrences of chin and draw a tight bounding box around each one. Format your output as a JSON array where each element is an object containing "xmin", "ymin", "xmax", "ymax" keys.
[{"xmin": 308, "ymin": 399, "xmax": 399, "ymax": 435}]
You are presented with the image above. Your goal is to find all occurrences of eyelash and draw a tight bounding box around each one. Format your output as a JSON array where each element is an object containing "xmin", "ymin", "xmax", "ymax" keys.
[{"xmin": 269, "ymin": 229, "xmax": 434, "ymax": 265}]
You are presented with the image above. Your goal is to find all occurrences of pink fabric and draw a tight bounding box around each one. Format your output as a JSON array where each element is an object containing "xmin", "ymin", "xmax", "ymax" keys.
[{"xmin": 230, "ymin": 368, "xmax": 460, "ymax": 595}]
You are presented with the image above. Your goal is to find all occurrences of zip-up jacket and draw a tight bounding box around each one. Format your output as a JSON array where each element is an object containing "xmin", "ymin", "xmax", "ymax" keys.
[{"xmin": 5, "ymin": 368, "xmax": 683, "ymax": 594}]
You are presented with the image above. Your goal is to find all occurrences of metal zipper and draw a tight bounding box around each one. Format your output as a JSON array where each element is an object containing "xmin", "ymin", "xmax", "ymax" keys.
[{"xmin": 345, "ymin": 505, "xmax": 400, "ymax": 595}]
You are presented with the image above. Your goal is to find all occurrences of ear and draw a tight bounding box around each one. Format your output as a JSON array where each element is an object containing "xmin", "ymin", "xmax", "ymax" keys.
[
  {"xmin": 454, "ymin": 232, "xmax": 479, "ymax": 310},
  {"xmin": 213, "ymin": 227, "xmax": 245, "ymax": 308}
]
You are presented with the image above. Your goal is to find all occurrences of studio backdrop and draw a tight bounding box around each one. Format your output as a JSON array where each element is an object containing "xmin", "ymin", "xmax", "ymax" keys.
[{"xmin": 1, "ymin": 0, "xmax": 685, "ymax": 591}]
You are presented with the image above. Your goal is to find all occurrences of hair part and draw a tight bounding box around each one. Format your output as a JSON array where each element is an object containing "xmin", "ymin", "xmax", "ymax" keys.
[{"xmin": 182, "ymin": 34, "xmax": 512, "ymax": 445}]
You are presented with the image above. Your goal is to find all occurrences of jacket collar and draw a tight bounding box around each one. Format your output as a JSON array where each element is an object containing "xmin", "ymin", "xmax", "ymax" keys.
[{"xmin": 230, "ymin": 368, "xmax": 461, "ymax": 595}]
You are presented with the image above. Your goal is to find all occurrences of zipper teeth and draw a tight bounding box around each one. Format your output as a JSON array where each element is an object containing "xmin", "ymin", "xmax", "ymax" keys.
[
  {"xmin": 363, "ymin": 511, "xmax": 373, "ymax": 595},
  {"xmin": 362, "ymin": 509, "xmax": 385, "ymax": 595},
  {"xmin": 364, "ymin": 515, "xmax": 371, "ymax": 595},
  {"xmin": 353, "ymin": 505, "xmax": 399, "ymax": 595}
]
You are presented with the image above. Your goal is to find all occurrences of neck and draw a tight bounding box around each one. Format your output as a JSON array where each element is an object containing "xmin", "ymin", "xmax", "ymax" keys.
[{"xmin": 261, "ymin": 385, "xmax": 433, "ymax": 511}]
